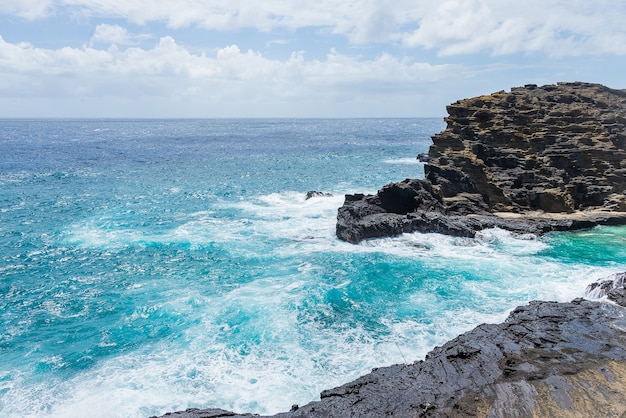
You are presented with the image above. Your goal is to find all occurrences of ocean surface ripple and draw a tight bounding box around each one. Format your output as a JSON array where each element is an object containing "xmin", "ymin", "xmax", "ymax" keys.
[{"xmin": 1, "ymin": 119, "xmax": 625, "ymax": 417}]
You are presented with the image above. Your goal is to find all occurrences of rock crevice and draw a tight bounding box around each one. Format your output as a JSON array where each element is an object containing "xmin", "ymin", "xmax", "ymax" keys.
[{"xmin": 337, "ymin": 82, "xmax": 626, "ymax": 243}]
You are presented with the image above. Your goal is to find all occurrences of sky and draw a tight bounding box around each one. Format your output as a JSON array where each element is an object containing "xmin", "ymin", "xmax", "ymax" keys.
[{"xmin": 1, "ymin": 0, "xmax": 626, "ymax": 118}]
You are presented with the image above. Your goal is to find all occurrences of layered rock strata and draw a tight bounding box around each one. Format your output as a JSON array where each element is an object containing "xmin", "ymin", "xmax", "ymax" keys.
[
  {"xmin": 155, "ymin": 274, "xmax": 626, "ymax": 418},
  {"xmin": 337, "ymin": 82, "xmax": 626, "ymax": 243}
]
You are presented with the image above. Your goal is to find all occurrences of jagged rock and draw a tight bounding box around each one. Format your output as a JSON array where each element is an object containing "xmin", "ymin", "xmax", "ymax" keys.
[
  {"xmin": 416, "ymin": 152, "xmax": 429, "ymax": 162},
  {"xmin": 150, "ymin": 408, "xmax": 254, "ymax": 417},
  {"xmin": 337, "ymin": 82, "xmax": 626, "ymax": 243},
  {"xmin": 305, "ymin": 191, "xmax": 333, "ymax": 200},
  {"xmin": 155, "ymin": 273, "xmax": 626, "ymax": 418},
  {"xmin": 156, "ymin": 84, "xmax": 626, "ymax": 417},
  {"xmin": 586, "ymin": 271, "xmax": 626, "ymax": 306}
]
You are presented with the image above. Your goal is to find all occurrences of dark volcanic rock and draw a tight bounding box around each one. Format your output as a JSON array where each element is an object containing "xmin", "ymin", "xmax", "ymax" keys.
[
  {"xmin": 156, "ymin": 84, "xmax": 626, "ymax": 417},
  {"xmin": 155, "ymin": 274, "xmax": 626, "ymax": 418},
  {"xmin": 152, "ymin": 408, "xmax": 254, "ymax": 418},
  {"xmin": 587, "ymin": 271, "xmax": 626, "ymax": 306},
  {"xmin": 337, "ymin": 82, "xmax": 626, "ymax": 243},
  {"xmin": 416, "ymin": 152, "xmax": 429, "ymax": 162},
  {"xmin": 305, "ymin": 191, "xmax": 333, "ymax": 200}
]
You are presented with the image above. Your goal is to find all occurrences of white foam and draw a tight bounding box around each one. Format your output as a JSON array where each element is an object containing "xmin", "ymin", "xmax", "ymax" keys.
[
  {"xmin": 42, "ymin": 191, "xmax": 626, "ymax": 418},
  {"xmin": 2, "ymin": 285, "xmax": 444, "ymax": 417},
  {"xmin": 369, "ymin": 227, "xmax": 550, "ymax": 261},
  {"xmin": 61, "ymin": 221, "xmax": 148, "ymax": 249},
  {"xmin": 61, "ymin": 191, "xmax": 343, "ymax": 252},
  {"xmin": 222, "ymin": 191, "xmax": 344, "ymax": 244},
  {"xmin": 383, "ymin": 158, "xmax": 424, "ymax": 165},
  {"xmin": 351, "ymin": 228, "xmax": 624, "ymax": 305}
]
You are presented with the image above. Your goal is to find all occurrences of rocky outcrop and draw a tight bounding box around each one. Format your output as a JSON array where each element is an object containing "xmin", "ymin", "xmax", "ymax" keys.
[
  {"xmin": 587, "ymin": 271, "xmax": 626, "ymax": 306},
  {"xmin": 337, "ymin": 82, "xmax": 626, "ymax": 243},
  {"xmin": 305, "ymin": 190, "xmax": 333, "ymax": 200},
  {"xmin": 154, "ymin": 274, "xmax": 626, "ymax": 418},
  {"xmin": 155, "ymin": 84, "xmax": 626, "ymax": 418}
]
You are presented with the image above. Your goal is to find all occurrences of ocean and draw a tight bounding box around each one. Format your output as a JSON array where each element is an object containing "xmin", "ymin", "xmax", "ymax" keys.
[{"xmin": 1, "ymin": 119, "xmax": 625, "ymax": 418}]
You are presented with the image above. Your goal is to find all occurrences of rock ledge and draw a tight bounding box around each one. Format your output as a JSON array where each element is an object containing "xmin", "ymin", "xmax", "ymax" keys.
[
  {"xmin": 155, "ymin": 274, "xmax": 626, "ymax": 418},
  {"xmin": 337, "ymin": 82, "xmax": 626, "ymax": 243}
]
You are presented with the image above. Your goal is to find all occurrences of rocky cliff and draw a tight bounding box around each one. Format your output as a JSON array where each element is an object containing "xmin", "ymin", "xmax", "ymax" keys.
[
  {"xmin": 155, "ymin": 273, "xmax": 626, "ymax": 418},
  {"xmin": 337, "ymin": 82, "xmax": 626, "ymax": 243},
  {"xmin": 155, "ymin": 83, "xmax": 626, "ymax": 418}
]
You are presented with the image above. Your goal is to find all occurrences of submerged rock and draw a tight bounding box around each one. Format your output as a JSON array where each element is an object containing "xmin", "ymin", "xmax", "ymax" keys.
[
  {"xmin": 337, "ymin": 82, "xmax": 626, "ymax": 243},
  {"xmin": 305, "ymin": 190, "xmax": 333, "ymax": 200},
  {"xmin": 155, "ymin": 274, "xmax": 626, "ymax": 418}
]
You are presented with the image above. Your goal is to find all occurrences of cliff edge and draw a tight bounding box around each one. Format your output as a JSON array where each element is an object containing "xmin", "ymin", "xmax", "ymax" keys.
[
  {"xmin": 155, "ymin": 83, "xmax": 626, "ymax": 418},
  {"xmin": 337, "ymin": 82, "xmax": 626, "ymax": 243},
  {"xmin": 155, "ymin": 273, "xmax": 626, "ymax": 418}
]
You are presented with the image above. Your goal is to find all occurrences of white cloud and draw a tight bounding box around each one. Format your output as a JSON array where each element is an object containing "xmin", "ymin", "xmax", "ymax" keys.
[
  {"xmin": 0, "ymin": 34, "xmax": 456, "ymax": 109},
  {"xmin": 2, "ymin": 0, "xmax": 626, "ymax": 117},
  {"xmin": 90, "ymin": 24, "xmax": 150, "ymax": 46},
  {"xmin": 0, "ymin": 0, "xmax": 53, "ymax": 20},
  {"xmin": 265, "ymin": 39, "xmax": 288, "ymax": 48},
  {"xmin": 0, "ymin": 36, "xmax": 110, "ymax": 74},
  {"xmin": 3, "ymin": 0, "xmax": 625, "ymax": 56},
  {"xmin": 402, "ymin": 0, "xmax": 626, "ymax": 57}
]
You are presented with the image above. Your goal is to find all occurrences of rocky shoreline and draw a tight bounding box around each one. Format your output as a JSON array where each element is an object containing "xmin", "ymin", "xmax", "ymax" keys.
[
  {"xmin": 337, "ymin": 82, "xmax": 626, "ymax": 243},
  {"xmin": 156, "ymin": 83, "xmax": 626, "ymax": 417},
  {"xmin": 156, "ymin": 274, "xmax": 626, "ymax": 418}
]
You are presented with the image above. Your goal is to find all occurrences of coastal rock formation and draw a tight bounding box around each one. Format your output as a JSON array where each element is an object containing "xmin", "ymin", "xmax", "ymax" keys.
[
  {"xmin": 155, "ymin": 274, "xmax": 626, "ymax": 418},
  {"xmin": 305, "ymin": 190, "xmax": 333, "ymax": 200},
  {"xmin": 155, "ymin": 84, "xmax": 626, "ymax": 418},
  {"xmin": 337, "ymin": 82, "xmax": 626, "ymax": 243},
  {"xmin": 587, "ymin": 271, "xmax": 626, "ymax": 306}
]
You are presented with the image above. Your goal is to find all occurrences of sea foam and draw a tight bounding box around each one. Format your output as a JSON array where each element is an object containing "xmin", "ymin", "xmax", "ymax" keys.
[{"xmin": 2, "ymin": 119, "xmax": 624, "ymax": 418}]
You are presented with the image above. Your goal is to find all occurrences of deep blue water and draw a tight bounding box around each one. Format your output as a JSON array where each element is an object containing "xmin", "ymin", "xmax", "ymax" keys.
[{"xmin": 1, "ymin": 119, "xmax": 625, "ymax": 417}]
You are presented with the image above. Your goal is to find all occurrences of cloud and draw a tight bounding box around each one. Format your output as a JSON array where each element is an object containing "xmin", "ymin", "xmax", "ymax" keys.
[
  {"xmin": 0, "ymin": 36, "xmax": 110, "ymax": 74},
  {"xmin": 0, "ymin": 0, "xmax": 53, "ymax": 20},
  {"xmin": 3, "ymin": 0, "xmax": 625, "ymax": 56},
  {"xmin": 0, "ymin": 34, "xmax": 456, "ymax": 106},
  {"xmin": 1, "ymin": 1, "xmax": 625, "ymax": 117},
  {"xmin": 265, "ymin": 39, "xmax": 288, "ymax": 48},
  {"xmin": 90, "ymin": 24, "xmax": 151, "ymax": 46},
  {"xmin": 402, "ymin": 0, "xmax": 626, "ymax": 57}
]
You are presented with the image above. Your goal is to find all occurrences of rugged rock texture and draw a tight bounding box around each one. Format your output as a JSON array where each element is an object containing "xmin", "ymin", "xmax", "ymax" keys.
[
  {"xmin": 337, "ymin": 82, "xmax": 626, "ymax": 243},
  {"xmin": 155, "ymin": 84, "xmax": 626, "ymax": 417},
  {"xmin": 155, "ymin": 274, "xmax": 626, "ymax": 418},
  {"xmin": 587, "ymin": 272, "xmax": 626, "ymax": 307}
]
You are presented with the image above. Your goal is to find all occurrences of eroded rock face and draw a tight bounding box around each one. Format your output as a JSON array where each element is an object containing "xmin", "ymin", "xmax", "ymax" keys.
[
  {"xmin": 429, "ymin": 82, "xmax": 626, "ymax": 213},
  {"xmin": 337, "ymin": 82, "xmax": 626, "ymax": 243},
  {"xmin": 155, "ymin": 274, "xmax": 626, "ymax": 418}
]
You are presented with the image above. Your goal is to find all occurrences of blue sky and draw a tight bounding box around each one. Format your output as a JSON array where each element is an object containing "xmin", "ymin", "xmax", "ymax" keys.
[{"xmin": 1, "ymin": 0, "xmax": 625, "ymax": 118}]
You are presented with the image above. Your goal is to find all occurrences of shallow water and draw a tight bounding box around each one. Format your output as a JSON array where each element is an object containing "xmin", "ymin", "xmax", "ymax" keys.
[{"xmin": 1, "ymin": 119, "xmax": 625, "ymax": 417}]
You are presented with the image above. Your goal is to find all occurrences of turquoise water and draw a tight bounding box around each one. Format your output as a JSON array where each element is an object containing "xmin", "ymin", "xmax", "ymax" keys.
[{"xmin": 1, "ymin": 119, "xmax": 625, "ymax": 417}]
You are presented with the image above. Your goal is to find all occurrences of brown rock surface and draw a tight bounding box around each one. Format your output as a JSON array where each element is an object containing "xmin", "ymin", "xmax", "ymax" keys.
[
  {"xmin": 337, "ymin": 82, "xmax": 626, "ymax": 243},
  {"xmin": 428, "ymin": 82, "xmax": 626, "ymax": 213}
]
